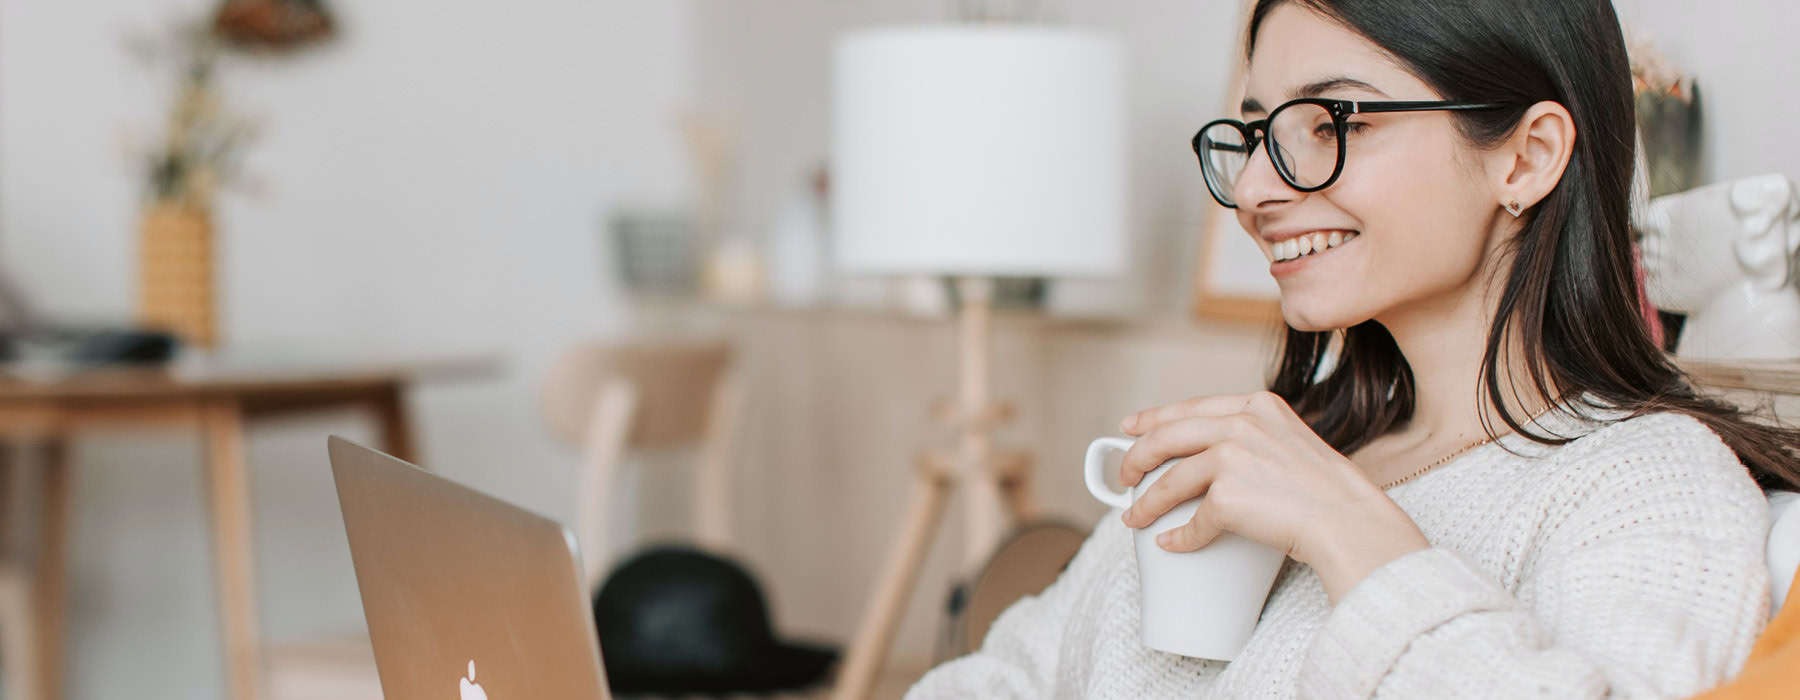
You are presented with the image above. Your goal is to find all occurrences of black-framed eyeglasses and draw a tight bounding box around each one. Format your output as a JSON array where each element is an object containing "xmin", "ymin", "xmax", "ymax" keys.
[{"xmin": 1192, "ymin": 97, "xmax": 1515, "ymax": 209}]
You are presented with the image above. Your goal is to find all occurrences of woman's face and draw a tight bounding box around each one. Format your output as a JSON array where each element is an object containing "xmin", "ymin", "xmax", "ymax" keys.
[{"xmin": 1236, "ymin": 4, "xmax": 1505, "ymax": 332}]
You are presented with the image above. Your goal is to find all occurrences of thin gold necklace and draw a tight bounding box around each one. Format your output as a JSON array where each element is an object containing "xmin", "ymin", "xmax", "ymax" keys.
[{"xmin": 1377, "ymin": 403, "xmax": 1560, "ymax": 490}]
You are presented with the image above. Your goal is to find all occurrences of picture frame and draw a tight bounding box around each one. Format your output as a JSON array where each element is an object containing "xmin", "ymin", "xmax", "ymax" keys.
[{"xmin": 1190, "ymin": 0, "xmax": 1284, "ymax": 326}]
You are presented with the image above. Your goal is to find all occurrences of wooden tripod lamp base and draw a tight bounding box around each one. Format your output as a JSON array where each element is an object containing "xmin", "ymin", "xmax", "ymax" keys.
[
  {"xmin": 832, "ymin": 278, "xmax": 1038, "ymax": 700},
  {"xmin": 827, "ymin": 26, "xmax": 1126, "ymax": 695}
]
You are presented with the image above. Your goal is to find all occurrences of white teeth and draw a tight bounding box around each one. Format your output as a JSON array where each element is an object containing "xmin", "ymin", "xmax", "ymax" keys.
[{"xmin": 1273, "ymin": 230, "xmax": 1357, "ymax": 262}]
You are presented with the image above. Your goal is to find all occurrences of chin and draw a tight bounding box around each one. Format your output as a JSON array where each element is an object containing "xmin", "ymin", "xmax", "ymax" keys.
[{"xmin": 1278, "ymin": 297, "xmax": 1363, "ymax": 332}]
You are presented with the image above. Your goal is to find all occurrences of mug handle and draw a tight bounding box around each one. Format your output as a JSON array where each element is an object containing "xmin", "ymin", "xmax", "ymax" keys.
[{"xmin": 1084, "ymin": 436, "xmax": 1135, "ymax": 509}]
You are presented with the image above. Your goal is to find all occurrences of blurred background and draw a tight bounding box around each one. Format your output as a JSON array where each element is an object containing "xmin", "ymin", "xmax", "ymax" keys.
[{"xmin": 1, "ymin": 1, "xmax": 1797, "ymax": 699}]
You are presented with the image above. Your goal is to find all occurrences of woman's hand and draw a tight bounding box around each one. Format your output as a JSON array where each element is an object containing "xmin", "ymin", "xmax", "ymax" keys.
[{"xmin": 1116, "ymin": 390, "xmax": 1431, "ymax": 603}]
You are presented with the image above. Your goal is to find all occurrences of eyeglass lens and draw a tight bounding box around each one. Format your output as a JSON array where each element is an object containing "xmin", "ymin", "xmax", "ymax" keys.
[{"xmin": 1198, "ymin": 101, "xmax": 1341, "ymax": 207}]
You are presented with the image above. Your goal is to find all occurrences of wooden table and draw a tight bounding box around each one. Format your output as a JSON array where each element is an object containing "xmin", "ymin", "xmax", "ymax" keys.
[
  {"xmin": 1676, "ymin": 357, "xmax": 1800, "ymax": 396},
  {"xmin": 0, "ymin": 354, "xmax": 495, "ymax": 700}
]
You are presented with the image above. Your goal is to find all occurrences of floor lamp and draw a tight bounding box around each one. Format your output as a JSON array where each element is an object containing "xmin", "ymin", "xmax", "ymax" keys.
[{"xmin": 826, "ymin": 26, "xmax": 1126, "ymax": 699}]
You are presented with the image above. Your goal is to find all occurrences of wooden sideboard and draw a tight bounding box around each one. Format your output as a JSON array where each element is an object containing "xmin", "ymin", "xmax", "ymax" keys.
[{"xmin": 622, "ymin": 300, "xmax": 1276, "ymax": 669}]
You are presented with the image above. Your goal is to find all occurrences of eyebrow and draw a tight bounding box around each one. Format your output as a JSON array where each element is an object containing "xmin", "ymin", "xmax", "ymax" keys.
[{"xmin": 1239, "ymin": 76, "xmax": 1391, "ymax": 115}]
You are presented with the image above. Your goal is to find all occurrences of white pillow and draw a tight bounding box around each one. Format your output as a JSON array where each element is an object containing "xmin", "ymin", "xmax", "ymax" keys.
[{"xmin": 1769, "ymin": 490, "xmax": 1800, "ymax": 612}]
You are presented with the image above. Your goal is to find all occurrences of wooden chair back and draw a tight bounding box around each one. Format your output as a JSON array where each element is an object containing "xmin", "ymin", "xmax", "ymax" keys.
[
  {"xmin": 540, "ymin": 338, "xmax": 744, "ymax": 590},
  {"xmin": 542, "ymin": 339, "xmax": 735, "ymax": 449}
]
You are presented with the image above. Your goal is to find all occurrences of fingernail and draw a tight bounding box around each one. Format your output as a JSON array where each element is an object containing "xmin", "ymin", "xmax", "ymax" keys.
[
  {"xmin": 1120, "ymin": 415, "xmax": 1137, "ymax": 432},
  {"xmin": 1156, "ymin": 531, "xmax": 1172, "ymax": 546}
]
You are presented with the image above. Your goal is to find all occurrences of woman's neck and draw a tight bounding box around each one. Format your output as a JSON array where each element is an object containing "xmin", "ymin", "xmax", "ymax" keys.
[{"xmin": 1376, "ymin": 279, "xmax": 1559, "ymax": 448}]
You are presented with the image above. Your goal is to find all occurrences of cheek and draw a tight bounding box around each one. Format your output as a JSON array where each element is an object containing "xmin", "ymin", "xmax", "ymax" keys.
[
  {"xmin": 1270, "ymin": 127, "xmax": 1504, "ymax": 331},
  {"xmin": 1321, "ymin": 136, "xmax": 1496, "ymax": 292}
]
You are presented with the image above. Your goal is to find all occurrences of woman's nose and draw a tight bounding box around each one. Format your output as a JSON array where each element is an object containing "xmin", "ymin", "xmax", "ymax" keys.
[{"xmin": 1232, "ymin": 140, "xmax": 1297, "ymax": 211}]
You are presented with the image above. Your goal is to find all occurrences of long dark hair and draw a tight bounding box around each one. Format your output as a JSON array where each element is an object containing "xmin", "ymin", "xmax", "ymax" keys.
[{"xmin": 1248, "ymin": 0, "xmax": 1800, "ymax": 491}]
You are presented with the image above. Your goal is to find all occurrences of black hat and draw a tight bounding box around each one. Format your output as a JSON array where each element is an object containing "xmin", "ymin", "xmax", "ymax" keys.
[{"xmin": 593, "ymin": 543, "xmax": 839, "ymax": 694}]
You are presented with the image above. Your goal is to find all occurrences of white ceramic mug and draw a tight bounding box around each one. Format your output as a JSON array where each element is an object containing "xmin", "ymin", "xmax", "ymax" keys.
[{"xmin": 1084, "ymin": 436, "xmax": 1287, "ymax": 660}]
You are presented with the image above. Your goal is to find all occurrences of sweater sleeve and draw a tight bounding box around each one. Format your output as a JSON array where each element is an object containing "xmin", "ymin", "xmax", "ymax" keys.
[
  {"xmin": 904, "ymin": 509, "xmax": 1122, "ymax": 699},
  {"xmin": 1299, "ymin": 415, "xmax": 1773, "ymax": 699}
]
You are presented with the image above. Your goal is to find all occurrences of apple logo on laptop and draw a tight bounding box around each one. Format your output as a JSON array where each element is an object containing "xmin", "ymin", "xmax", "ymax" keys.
[{"xmin": 460, "ymin": 660, "xmax": 488, "ymax": 700}]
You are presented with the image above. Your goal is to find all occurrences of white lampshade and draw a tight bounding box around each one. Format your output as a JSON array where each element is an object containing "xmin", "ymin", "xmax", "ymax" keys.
[{"xmin": 830, "ymin": 26, "xmax": 1127, "ymax": 278}]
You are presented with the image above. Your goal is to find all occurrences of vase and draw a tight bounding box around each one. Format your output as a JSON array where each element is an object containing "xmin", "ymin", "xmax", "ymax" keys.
[{"xmin": 138, "ymin": 200, "xmax": 219, "ymax": 348}]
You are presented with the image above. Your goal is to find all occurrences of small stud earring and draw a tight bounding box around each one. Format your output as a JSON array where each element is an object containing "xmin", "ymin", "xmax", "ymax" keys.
[{"xmin": 1504, "ymin": 200, "xmax": 1523, "ymax": 217}]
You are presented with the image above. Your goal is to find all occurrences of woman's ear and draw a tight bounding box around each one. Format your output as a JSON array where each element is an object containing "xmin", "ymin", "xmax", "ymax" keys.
[{"xmin": 1489, "ymin": 100, "xmax": 1576, "ymax": 214}]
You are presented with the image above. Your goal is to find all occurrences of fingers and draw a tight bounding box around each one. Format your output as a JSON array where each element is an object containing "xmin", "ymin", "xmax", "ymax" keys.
[
  {"xmin": 1119, "ymin": 413, "xmax": 1251, "ymax": 487},
  {"xmin": 1120, "ymin": 390, "xmax": 1289, "ymax": 436},
  {"xmin": 1121, "ymin": 451, "xmax": 1217, "ymax": 529},
  {"xmin": 1159, "ymin": 496, "xmax": 1226, "ymax": 552},
  {"xmin": 1120, "ymin": 393, "xmax": 1249, "ymax": 436}
]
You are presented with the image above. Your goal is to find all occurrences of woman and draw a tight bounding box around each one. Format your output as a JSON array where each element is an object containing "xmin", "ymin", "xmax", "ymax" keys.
[{"xmin": 907, "ymin": 1, "xmax": 1800, "ymax": 698}]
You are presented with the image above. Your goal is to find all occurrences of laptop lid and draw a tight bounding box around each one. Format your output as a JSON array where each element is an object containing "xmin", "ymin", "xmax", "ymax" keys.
[{"xmin": 328, "ymin": 436, "xmax": 611, "ymax": 700}]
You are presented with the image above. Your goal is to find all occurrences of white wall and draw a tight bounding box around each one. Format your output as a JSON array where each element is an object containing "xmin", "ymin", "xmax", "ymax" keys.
[
  {"xmin": 1613, "ymin": 0, "xmax": 1800, "ymax": 185},
  {"xmin": 1, "ymin": 1, "xmax": 695, "ymax": 698}
]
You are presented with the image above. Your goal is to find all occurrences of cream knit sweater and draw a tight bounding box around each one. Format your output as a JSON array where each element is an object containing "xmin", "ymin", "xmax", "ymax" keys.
[{"xmin": 906, "ymin": 403, "xmax": 1773, "ymax": 699}]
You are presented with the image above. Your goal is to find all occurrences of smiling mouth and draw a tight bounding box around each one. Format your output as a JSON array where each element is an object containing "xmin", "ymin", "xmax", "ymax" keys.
[{"xmin": 1270, "ymin": 230, "xmax": 1359, "ymax": 263}]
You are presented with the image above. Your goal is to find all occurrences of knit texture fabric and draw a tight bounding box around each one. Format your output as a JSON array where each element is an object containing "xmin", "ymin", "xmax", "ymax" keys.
[{"xmin": 906, "ymin": 402, "xmax": 1772, "ymax": 699}]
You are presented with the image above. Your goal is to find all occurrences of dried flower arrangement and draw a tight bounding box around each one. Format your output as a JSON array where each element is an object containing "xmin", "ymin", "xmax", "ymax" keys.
[
  {"xmin": 124, "ymin": 21, "xmax": 260, "ymax": 209},
  {"xmin": 1627, "ymin": 32, "xmax": 1701, "ymax": 199}
]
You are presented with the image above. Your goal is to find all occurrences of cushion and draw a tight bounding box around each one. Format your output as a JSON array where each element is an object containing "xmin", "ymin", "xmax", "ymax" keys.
[{"xmin": 1769, "ymin": 491, "xmax": 1800, "ymax": 611}]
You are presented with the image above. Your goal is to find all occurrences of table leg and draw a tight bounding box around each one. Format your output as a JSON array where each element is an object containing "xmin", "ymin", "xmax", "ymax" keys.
[
  {"xmin": 0, "ymin": 568, "xmax": 36, "ymax": 700},
  {"xmin": 202, "ymin": 401, "xmax": 262, "ymax": 700},
  {"xmin": 35, "ymin": 438, "xmax": 71, "ymax": 700},
  {"xmin": 372, "ymin": 384, "xmax": 417, "ymax": 464},
  {"xmin": 0, "ymin": 442, "xmax": 14, "ymax": 561},
  {"xmin": 0, "ymin": 443, "xmax": 13, "ymax": 560}
]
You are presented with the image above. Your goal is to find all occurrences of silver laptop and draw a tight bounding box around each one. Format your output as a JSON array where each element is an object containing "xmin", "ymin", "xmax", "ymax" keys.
[{"xmin": 329, "ymin": 436, "xmax": 612, "ymax": 700}]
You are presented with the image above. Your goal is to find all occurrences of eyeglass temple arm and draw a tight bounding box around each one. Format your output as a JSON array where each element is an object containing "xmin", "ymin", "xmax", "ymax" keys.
[{"xmin": 1349, "ymin": 100, "xmax": 1512, "ymax": 114}]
